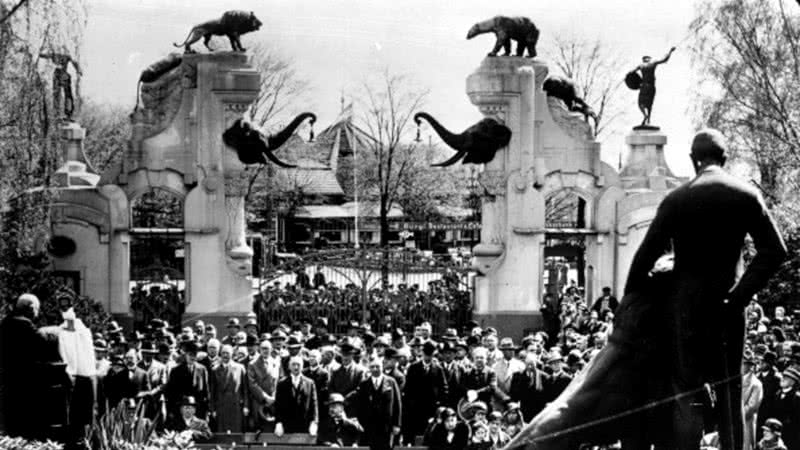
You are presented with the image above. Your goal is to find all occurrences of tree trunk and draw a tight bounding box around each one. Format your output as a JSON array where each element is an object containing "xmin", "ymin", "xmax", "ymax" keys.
[{"xmin": 380, "ymin": 196, "xmax": 389, "ymax": 289}]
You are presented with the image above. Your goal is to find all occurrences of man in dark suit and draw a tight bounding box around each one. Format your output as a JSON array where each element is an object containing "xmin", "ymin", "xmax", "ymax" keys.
[
  {"xmin": 317, "ymin": 393, "xmax": 363, "ymax": 447},
  {"xmin": 402, "ymin": 341, "xmax": 448, "ymax": 445},
  {"xmin": 509, "ymin": 353, "xmax": 551, "ymax": 421},
  {"xmin": 304, "ymin": 349, "xmax": 330, "ymax": 422},
  {"xmin": 757, "ymin": 351, "xmax": 782, "ymax": 434},
  {"xmin": 355, "ymin": 356, "xmax": 402, "ymax": 450},
  {"xmin": 165, "ymin": 341, "xmax": 210, "ymax": 421},
  {"xmin": 761, "ymin": 367, "xmax": 800, "ymax": 450},
  {"xmin": 461, "ymin": 347, "xmax": 500, "ymax": 410},
  {"xmin": 274, "ymin": 355, "xmax": 318, "ymax": 436},
  {"xmin": 545, "ymin": 353, "xmax": 571, "ymax": 401},
  {"xmin": 329, "ymin": 343, "xmax": 365, "ymax": 416},
  {"xmin": 591, "ymin": 286, "xmax": 618, "ymax": 316},
  {"xmin": 0, "ymin": 294, "xmax": 47, "ymax": 439},
  {"xmin": 624, "ymin": 129, "xmax": 787, "ymax": 450},
  {"xmin": 103, "ymin": 350, "xmax": 151, "ymax": 410},
  {"xmin": 439, "ymin": 343, "xmax": 465, "ymax": 408},
  {"xmin": 382, "ymin": 348, "xmax": 406, "ymax": 391}
]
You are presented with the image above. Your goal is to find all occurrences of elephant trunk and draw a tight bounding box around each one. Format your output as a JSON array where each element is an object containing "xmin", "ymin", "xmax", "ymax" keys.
[
  {"xmin": 414, "ymin": 112, "xmax": 468, "ymax": 152},
  {"xmin": 266, "ymin": 112, "xmax": 317, "ymax": 151}
]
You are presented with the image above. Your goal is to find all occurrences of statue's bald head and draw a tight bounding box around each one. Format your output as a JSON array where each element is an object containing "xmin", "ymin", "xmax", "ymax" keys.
[
  {"xmin": 691, "ymin": 128, "xmax": 728, "ymax": 167},
  {"xmin": 16, "ymin": 293, "xmax": 40, "ymax": 319}
]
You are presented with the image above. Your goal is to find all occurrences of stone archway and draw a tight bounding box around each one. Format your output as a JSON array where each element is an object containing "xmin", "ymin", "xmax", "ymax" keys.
[{"xmin": 129, "ymin": 187, "xmax": 186, "ymax": 330}]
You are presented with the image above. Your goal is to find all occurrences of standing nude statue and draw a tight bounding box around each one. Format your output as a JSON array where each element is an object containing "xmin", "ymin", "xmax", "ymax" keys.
[
  {"xmin": 629, "ymin": 47, "xmax": 675, "ymax": 127},
  {"xmin": 39, "ymin": 52, "xmax": 82, "ymax": 120}
]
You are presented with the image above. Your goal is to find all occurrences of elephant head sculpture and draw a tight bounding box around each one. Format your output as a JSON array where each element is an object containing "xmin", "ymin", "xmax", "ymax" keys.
[
  {"xmin": 414, "ymin": 112, "xmax": 511, "ymax": 167},
  {"xmin": 222, "ymin": 112, "xmax": 316, "ymax": 167}
]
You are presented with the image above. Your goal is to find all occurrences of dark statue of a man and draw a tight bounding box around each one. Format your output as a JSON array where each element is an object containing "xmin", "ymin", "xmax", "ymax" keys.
[
  {"xmin": 39, "ymin": 52, "xmax": 82, "ymax": 120},
  {"xmin": 627, "ymin": 47, "xmax": 675, "ymax": 127}
]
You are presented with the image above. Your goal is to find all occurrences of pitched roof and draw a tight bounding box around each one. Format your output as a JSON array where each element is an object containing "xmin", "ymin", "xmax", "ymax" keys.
[{"xmin": 294, "ymin": 201, "xmax": 404, "ymax": 219}]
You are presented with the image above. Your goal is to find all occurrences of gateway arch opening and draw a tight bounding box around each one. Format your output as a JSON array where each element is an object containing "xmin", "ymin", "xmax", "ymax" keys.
[{"xmin": 542, "ymin": 189, "xmax": 591, "ymax": 299}]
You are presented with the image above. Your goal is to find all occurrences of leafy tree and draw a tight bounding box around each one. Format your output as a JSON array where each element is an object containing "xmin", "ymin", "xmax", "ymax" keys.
[
  {"xmin": 690, "ymin": 0, "xmax": 800, "ymax": 306},
  {"xmin": 77, "ymin": 101, "xmax": 130, "ymax": 174}
]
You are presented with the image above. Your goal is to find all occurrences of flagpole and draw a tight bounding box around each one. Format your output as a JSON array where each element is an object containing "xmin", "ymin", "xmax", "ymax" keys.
[{"xmin": 351, "ymin": 125, "xmax": 360, "ymax": 249}]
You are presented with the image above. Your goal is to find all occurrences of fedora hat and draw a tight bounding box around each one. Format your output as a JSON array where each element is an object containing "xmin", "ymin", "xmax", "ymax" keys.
[
  {"xmin": 245, "ymin": 334, "xmax": 259, "ymax": 346},
  {"xmin": 286, "ymin": 335, "xmax": 303, "ymax": 348},
  {"xmin": 106, "ymin": 321, "xmax": 123, "ymax": 334},
  {"xmin": 783, "ymin": 366, "xmax": 800, "ymax": 384},
  {"xmin": 422, "ymin": 340, "xmax": 438, "ymax": 356},
  {"xmin": 498, "ymin": 337, "xmax": 518, "ymax": 350},
  {"xmin": 94, "ymin": 339, "xmax": 108, "ymax": 352},
  {"xmin": 140, "ymin": 341, "xmax": 157, "ymax": 354},
  {"xmin": 763, "ymin": 418, "xmax": 782, "ymax": 435},
  {"xmin": 383, "ymin": 347, "xmax": 399, "ymax": 359},
  {"xmin": 270, "ymin": 329, "xmax": 288, "ymax": 341},
  {"xmin": 181, "ymin": 396, "xmax": 197, "ymax": 407},
  {"xmin": 227, "ymin": 318, "xmax": 241, "ymax": 328},
  {"xmin": 245, "ymin": 318, "xmax": 258, "ymax": 328},
  {"xmin": 327, "ymin": 393, "xmax": 345, "ymax": 405},
  {"xmin": 442, "ymin": 328, "xmax": 459, "ymax": 341},
  {"xmin": 180, "ymin": 341, "xmax": 199, "ymax": 353},
  {"xmin": 546, "ymin": 353, "xmax": 564, "ymax": 364}
]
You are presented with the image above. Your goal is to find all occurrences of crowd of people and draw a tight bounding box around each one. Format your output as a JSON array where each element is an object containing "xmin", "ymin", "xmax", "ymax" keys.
[
  {"xmin": 255, "ymin": 270, "xmax": 472, "ymax": 336},
  {"xmin": 2, "ymin": 283, "xmax": 800, "ymax": 450}
]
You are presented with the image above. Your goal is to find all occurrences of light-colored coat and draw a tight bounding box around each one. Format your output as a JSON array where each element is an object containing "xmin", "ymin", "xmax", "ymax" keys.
[
  {"xmin": 743, "ymin": 372, "xmax": 763, "ymax": 450},
  {"xmin": 247, "ymin": 355, "xmax": 278, "ymax": 429},
  {"xmin": 210, "ymin": 361, "xmax": 247, "ymax": 433}
]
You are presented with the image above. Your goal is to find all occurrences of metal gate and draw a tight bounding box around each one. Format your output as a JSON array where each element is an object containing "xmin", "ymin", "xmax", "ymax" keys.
[{"xmin": 253, "ymin": 247, "xmax": 474, "ymax": 335}]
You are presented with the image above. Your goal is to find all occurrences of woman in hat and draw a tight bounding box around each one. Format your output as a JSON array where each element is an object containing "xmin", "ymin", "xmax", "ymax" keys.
[
  {"xmin": 761, "ymin": 367, "xmax": 800, "ymax": 450},
  {"xmin": 427, "ymin": 407, "xmax": 470, "ymax": 450},
  {"xmin": 757, "ymin": 418, "xmax": 787, "ymax": 450}
]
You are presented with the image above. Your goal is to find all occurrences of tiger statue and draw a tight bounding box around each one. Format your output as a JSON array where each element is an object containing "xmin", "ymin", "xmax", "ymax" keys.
[{"xmin": 173, "ymin": 10, "xmax": 262, "ymax": 53}]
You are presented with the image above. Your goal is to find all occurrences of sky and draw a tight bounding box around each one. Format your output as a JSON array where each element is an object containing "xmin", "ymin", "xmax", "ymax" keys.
[{"xmin": 82, "ymin": 0, "xmax": 700, "ymax": 176}]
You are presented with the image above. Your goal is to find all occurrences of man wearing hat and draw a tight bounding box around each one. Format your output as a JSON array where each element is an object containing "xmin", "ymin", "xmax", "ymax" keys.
[
  {"xmin": 403, "ymin": 340, "xmax": 448, "ymax": 444},
  {"xmin": 95, "ymin": 339, "xmax": 111, "ymax": 377},
  {"xmin": 102, "ymin": 350, "xmax": 150, "ymax": 413},
  {"xmin": 382, "ymin": 348, "xmax": 405, "ymax": 391},
  {"xmin": 758, "ymin": 350, "xmax": 783, "ymax": 434},
  {"xmin": 509, "ymin": 353, "xmax": 550, "ymax": 422},
  {"xmin": 221, "ymin": 317, "xmax": 241, "ymax": 346},
  {"xmin": 329, "ymin": 340, "xmax": 366, "ymax": 416},
  {"xmin": 166, "ymin": 396, "xmax": 212, "ymax": 441},
  {"xmin": 623, "ymin": 128, "xmax": 787, "ymax": 450},
  {"xmin": 742, "ymin": 350, "xmax": 764, "ymax": 450},
  {"xmin": 165, "ymin": 341, "xmax": 210, "ymax": 421},
  {"xmin": 761, "ymin": 367, "xmax": 800, "ymax": 450},
  {"xmin": 493, "ymin": 338, "xmax": 524, "ymax": 398},
  {"xmin": 280, "ymin": 334, "xmax": 305, "ymax": 376},
  {"xmin": 138, "ymin": 341, "xmax": 168, "ymax": 420},
  {"xmin": 317, "ymin": 393, "xmax": 363, "ymax": 447},
  {"xmin": 545, "ymin": 352, "xmax": 571, "ymax": 400},
  {"xmin": 304, "ymin": 349, "xmax": 331, "ymax": 421}
]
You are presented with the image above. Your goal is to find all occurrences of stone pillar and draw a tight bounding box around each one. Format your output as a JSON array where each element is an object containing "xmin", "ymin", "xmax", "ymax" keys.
[
  {"xmin": 467, "ymin": 57, "xmax": 548, "ymax": 338},
  {"xmin": 620, "ymin": 128, "xmax": 674, "ymax": 188},
  {"xmin": 180, "ymin": 52, "xmax": 260, "ymax": 316},
  {"xmin": 54, "ymin": 122, "xmax": 99, "ymax": 187}
]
